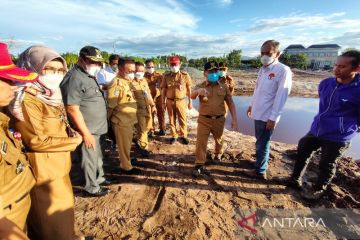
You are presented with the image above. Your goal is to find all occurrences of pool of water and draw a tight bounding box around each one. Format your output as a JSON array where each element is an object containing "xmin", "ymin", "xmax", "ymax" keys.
[{"xmin": 193, "ymin": 96, "xmax": 360, "ymax": 160}]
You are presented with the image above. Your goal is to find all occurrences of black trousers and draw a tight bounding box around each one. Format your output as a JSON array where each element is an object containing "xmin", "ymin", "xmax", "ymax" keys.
[{"xmin": 292, "ymin": 133, "xmax": 350, "ymax": 190}]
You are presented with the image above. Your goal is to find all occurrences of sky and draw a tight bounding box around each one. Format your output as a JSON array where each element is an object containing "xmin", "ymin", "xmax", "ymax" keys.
[{"xmin": 1, "ymin": 0, "xmax": 360, "ymax": 58}]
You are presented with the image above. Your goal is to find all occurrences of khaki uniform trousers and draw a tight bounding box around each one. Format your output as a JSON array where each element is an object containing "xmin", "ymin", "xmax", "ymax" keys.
[
  {"xmin": 136, "ymin": 115, "xmax": 152, "ymax": 150},
  {"xmin": 166, "ymin": 98, "xmax": 187, "ymax": 138},
  {"xmin": 28, "ymin": 175, "xmax": 75, "ymax": 240},
  {"xmin": 195, "ymin": 115, "xmax": 225, "ymax": 165},
  {"xmin": 152, "ymin": 97, "xmax": 165, "ymax": 131},
  {"xmin": 113, "ymin": 124, "xmax": 134, "ymax": 171}
]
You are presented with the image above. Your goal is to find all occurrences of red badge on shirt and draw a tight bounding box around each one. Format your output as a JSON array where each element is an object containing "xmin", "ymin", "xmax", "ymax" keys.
[{"xmin": 268, "ymin": 73, "xmax": 275, "ymax": 80}]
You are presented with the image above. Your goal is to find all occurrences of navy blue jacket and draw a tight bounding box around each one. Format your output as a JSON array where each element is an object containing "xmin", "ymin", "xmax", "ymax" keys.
[{"xmin": 310, "ymin": 74, "xmax": 360, "ymax": 142}]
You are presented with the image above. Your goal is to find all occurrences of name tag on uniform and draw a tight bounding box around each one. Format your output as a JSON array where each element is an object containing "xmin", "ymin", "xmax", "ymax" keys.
[
  {"xmin": 1, "ymin": 140, "xmax": 7, "ymax": 156},
  {"xmin": 114, "ymin": 90, "xmax": 120, "ymax": 97},
  {"xmin": 179, "ymin": 85, "xmax": 183, "ymax": 91}
]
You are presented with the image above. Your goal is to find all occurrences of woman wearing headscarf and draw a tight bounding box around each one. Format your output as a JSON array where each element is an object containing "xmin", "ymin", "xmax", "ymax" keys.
[{"xmin": 11, "ymin": 45, "xmax": 83, "ymax": 240}]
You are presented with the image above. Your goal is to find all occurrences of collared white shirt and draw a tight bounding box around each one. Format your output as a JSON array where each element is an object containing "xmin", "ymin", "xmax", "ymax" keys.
[
  {"xmin": 97, "ymin": 66, "xmax": 117, "ymax": 86},
  {"xmin": 250, "ymin": 59, "xmax": 292, "ymax": 123}
]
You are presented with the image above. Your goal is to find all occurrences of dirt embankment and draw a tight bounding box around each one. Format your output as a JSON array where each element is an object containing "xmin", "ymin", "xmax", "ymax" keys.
[
  {"xmin": 72, "ymin": 109, "xmax": 360, "ymax": 239},
  {"xmin": 189, "ymin": 68, "xmax": 332, "ymax": 98}
]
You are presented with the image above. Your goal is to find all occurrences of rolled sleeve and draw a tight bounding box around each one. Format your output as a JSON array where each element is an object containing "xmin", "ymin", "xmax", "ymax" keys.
[
  {"xmin": 61, "ymin": 76, "xmax": 83, "ymax": 106},
  {"xmin": 186, "ymin": 75, "xmax": 192, "ymax": 87}
]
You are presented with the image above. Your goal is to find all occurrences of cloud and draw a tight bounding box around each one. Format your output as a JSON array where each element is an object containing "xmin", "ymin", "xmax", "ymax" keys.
[
  {"xmin": 0, "ymin": 38, "xmax": 44, "ymax": 51},
  {"xmin": 1, "ymin": 1, "xmax": 359, "ymax": 58},
  {"xmin": 0, "ymin": 0, "xmax": 199, "ymax": 53},
  {"xmin": 246, "ymin": 12, "xmax": 357, "ymax": 33},
  {"xmin": 330, "ymin": 31, "xmax": 360, "ymax": 49},
  {"xmin": 217, "ymin": 0, "xmax": 233, "ymax": 6},
  {"xmin": 95, "ymin": 32, "xmax": 252, "ymax": 57}
]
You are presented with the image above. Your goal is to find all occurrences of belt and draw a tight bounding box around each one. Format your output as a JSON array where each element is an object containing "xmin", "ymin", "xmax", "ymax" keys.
[
  {"xmin": 167, "ymin": 97, "xmax": 186, "ymax": 101},
  {"xmin": 201, "ymin": 115, "xmax": 224, "ymax": 119}
]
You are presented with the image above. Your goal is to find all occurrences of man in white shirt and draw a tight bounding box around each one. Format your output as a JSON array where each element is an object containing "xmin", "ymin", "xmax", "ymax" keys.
[
  {"xmin": 246, "ymin": 40, "xmax": 292, "ymax": 180},
  {"xmin": 97, "ymin": 54, "xmax": 120, "ymax": 149},
  {"xmin": 97, "ymin": 54, "xmax": 120, "ymax": 93}
]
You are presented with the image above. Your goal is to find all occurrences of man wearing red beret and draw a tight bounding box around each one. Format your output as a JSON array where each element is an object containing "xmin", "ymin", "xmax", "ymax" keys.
[{"xmin": 161, "ymin": 56, "xmax": 192, "ymax": 144}]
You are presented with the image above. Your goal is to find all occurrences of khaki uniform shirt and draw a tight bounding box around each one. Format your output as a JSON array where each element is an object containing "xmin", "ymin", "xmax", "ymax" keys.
[
  {"xmin": 219, "ymin": 75, "xmax": 235, "ymax": 95},
  {"xmin": 0, "ymin": 112, "xmax": 35, "ymax": 212},
  {"xmin": 161, "ymin": 71, "xmax": 191, "ymax": 100},
  {"xmin": 197, "ymin": 81, "xmax": 233, "ymax": 116},
  {"xmin": 130, "ymin": 79, "xmax": 151, "ymax": 117},
  {"xmin": 145, "ymin": 72, "xmax": 162, "ymax": 100},
  {"xmin": 15, "ymin": 93, "xmax": 80, "ymax": 184},
  {"xmin": 108, "ymin": 77, "xmax": 138, "ymax": 127}
]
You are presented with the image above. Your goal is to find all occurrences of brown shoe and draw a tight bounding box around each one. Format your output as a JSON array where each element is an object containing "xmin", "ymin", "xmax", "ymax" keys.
[{"xmin": 243, "ymin": 169, "xmax": 267, "ymax": 180}]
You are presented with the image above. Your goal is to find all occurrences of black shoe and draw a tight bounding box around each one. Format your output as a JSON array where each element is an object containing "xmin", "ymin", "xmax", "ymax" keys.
[
  {"xmin": 100, "ymin": 179, "xmax": 113, "ymax": 186},
  {"xmin": 131, "ymin": 157, "xmax": 138, "ymax": 166},
  {"xmin": 192, "ymin": 165, "xmax": 210, "ymax": 177},
  {"xmin": 213, "ymin": 154, "xmax": 222, "ymax": 161},
  {"xmin": 207, "ymin": 154, "xmax": 222, "ymax": 165},
  {"xmin": 148, "ymin": 132, "xmax": 154, "ymax": 138},
  {"xmin": 122, "ymin": 167, "xmax": 141, "ymax": 175},
  {"xmin": 301, "ymin": 188, "xmax": 326, "ymax": 200},
  {"xmin": 179, "ymin": 137, "xmax": 189, "ymax": 145},
  {"xmin": 155, "ymin": 129, "xmax": 166, "ymax": 136},
  {"xmin": 169, "ymin": 138, "xmax": 177, "ymax": 144},
  {"xmin": 139, "ymin": 149, "xmax": 150, "ymax": 157},
  {"xmin": 85, "ymin": 187, "xmax": 110, "ymax": 197},
  {"xmin": 272, "ymin": 176, "xmax": 303, "ymax": 190}
]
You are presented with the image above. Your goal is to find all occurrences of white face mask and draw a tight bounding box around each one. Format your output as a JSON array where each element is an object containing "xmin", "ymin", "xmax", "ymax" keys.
[
  {"xmin": 260, "ymin": 55, "xmax": 275, "ymax": 66},
  {"xmin": 126, "ymin": 73, "xmax": 135, "ymax": 80},
  {"xmin": 146, "ymin": 67, "xmax": 155, "ymax": 74},
  {"xmin": 135, "ymin": 72, "xmax": 144, "ymax": 80},
  {"xmin": 170, "ymin": 66, "xmax": 180, "ymax": 73},
  {"xmin": 86, "ymin": 65, "xmax": 101, "ymax": 77},
  {"xmin": 111, "ymin": 65, "xmax": 118, "ymax": 73},
  {"xmin": 218, "ymin": 70, "xmax": 226, "ymax": 77},
  {"xmin": 39, "ymin": 73, "xmax": 64, "ymax": 90}
]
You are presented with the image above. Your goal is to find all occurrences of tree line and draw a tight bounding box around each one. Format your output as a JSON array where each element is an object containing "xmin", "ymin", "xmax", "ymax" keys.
[
  {"xmin": 19, "ymin": 48, "xmax": 353, "ymax": 70},
  {"xmin": 61, "ymin": 49, "xmax": 242, "ymax": 69}
]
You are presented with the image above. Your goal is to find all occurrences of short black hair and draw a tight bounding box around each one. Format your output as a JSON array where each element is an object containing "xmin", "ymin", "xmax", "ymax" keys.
[
  {"xmin": 109, "ymin": 54, "xmax": 120, "ymax": 63},
  {"xmin": 135, "ymin": 61, "xmax": 144, "ymax": 67},
  {"xmin": 145, "ymin": 59, "xmax": 154, "ymax": 65},
  {"xmin": 204, "ymin": 60, "xmax": 219, "ymax": 71},
  {"xmin": 340, "ymin": 50, "xmax": 360, "ymax": 68},
  {"xmin": 262, "ymin": 40, "xmax": 280, "ymax": 52},
  {"xmin": 219, "ymin": 62, "xmax": 228, "ymax": 68},
  {"xmin": 118, "ymin": 57, "xmax": 135, "ymax": 67}
]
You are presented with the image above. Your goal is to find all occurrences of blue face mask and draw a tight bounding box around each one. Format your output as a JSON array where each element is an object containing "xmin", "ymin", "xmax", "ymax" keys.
[{"xmin": 207, "ymin": 72, "xmax": 219, "ymax": 82}]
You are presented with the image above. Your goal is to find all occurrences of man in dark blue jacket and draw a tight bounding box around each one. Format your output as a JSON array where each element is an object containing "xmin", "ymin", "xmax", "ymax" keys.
[{"xmin": 281, "ymin": 50, "xmax": 360, "ymax": 200}]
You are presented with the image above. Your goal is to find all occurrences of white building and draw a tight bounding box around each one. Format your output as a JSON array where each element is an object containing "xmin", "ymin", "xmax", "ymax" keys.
[{"xmin": 284, "ymin": 44, "xmax": 341, "ymax": 70}]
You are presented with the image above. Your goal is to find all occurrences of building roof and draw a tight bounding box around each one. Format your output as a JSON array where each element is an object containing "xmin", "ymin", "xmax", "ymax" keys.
[
  {"xmin": 285, "ymin": 44, "xmax": 306, "ymax": 50},
  {"xmin": 308, "ymin": 44, "xmax": 341, "ymax": 49}
]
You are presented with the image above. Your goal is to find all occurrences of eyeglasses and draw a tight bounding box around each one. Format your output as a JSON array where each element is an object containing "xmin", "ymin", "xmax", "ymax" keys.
[{"xmin": 42, "ymin": 67, "xmax": 67, "ymax": 75}]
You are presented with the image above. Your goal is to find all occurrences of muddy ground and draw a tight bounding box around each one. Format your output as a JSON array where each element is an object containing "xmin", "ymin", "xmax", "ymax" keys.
[{"xmin": 72, "ymin": 108, "xmax": 360, "ymax": 239}]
